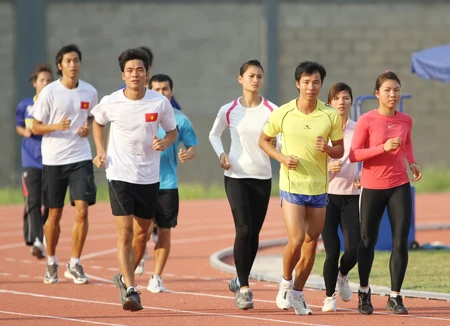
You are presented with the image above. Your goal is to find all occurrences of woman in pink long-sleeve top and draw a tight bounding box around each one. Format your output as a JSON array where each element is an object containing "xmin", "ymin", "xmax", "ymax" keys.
[{"xmin": 349, "ymin": 71, "xmax": 422, "ymax": 316}]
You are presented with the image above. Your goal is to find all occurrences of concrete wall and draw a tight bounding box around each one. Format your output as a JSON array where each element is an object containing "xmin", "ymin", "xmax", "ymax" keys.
[
  {"xmin": 0, "ymin": 1, "xmax": 16, "ymax": 186},
  {"xmin": 1, "ymin": 1, "xmax": 449, "ymax": 187}
]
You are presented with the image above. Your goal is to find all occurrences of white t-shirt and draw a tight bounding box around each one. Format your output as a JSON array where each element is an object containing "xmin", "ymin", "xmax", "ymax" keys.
[
  {"xmin": 91, "ymin": 89, "xmax": 177, "ymax": 184},
  {"xmin": 209, "ymin": 96, "xmax": 278, "ymax": 179},
  {"xmin": 31, "ymin": 79, "xmax": 98, "ymax": 165}
]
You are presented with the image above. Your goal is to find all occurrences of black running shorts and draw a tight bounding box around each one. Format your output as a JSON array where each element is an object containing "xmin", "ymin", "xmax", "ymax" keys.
[
  {"xmin": 43, "ymin": 160, "xmax": 96, "ymax": 208},
  {"xmin": 155, "ymin": 189, "xmax": 179, "ymax": 228},
  {"xmin": 108, "ymin": 180, "xmax": 159, "ymax": 219}
]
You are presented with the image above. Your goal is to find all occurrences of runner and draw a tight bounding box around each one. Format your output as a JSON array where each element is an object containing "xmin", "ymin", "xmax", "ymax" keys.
[
  {"xmin": 259, "ymin": 61, "xmax": 344, "ymax": 315},
  {"xmin": 209, "ymin": 59, "xmax": 278, "ymax": 310},
  {"xmin": 350, "ymin": 71, "xmax": 422, "ymax": 315}
]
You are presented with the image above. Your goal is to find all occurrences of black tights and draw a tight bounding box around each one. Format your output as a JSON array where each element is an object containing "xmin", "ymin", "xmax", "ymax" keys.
[
  {"xmin": 322, "ymin": 194, "xmax": 360, "ymax": 297},
  {"xmin": 358, "ymin": 183, "xmax": 412, "ymax": 292},
  {"xmin": 224, "ymin": 176, "xmax": 271, "ymax": 287}
]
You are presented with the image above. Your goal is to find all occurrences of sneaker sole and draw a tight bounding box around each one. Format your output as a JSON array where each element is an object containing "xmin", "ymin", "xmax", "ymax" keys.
[
  {"xmin": 276, "ymin": 298, "xmax": 291, "ymax": 310},
  {"xmin": 339, "ymin": 293, "xmax": 352, "ymax": 302},
  {"xmin": 43, "ymin": 278, "xmax": 58, "ymax": 284},
  {"xmin": 147, "ymin": 287, "xmax": 166, "ymax": 293},
  {"xmin": 295, "ymin": 310, "xmax": 313, "ymax": 315},
  {"xmin": 358, "ymin": 307, "xmax": 374, "ymax": 315},
  {"xmin": 386, "ymin": 304, "xmax": 408, "ymax": 315},
  {"xmin": 237, "ymin": 303, "xmax": 254, "ymax": 310},
  {"xmin": 123, "ymin": 299, "xmax": 143, "ymax": 312},
  {"xmin": 112, "ymin": 274, "xmax": 127, "ymax": 304},
  {"xmin": 322, "ymin": 307, "xmax": 336, "ymax": 312},
  {"xmin": 64, "ymin": 271, "xmax": 89, "ymax": 284}
]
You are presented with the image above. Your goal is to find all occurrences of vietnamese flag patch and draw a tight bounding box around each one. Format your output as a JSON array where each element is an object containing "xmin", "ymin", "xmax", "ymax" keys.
[
  {"xmin": 80, "ymin": 101, "xmax": 90, "ymax": 109},
  {"xmin": 145, "ymin": 113, "xmax": 158, "ymax": 122}
]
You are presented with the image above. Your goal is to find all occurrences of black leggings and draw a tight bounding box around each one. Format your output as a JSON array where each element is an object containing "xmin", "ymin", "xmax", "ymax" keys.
[
  {"xmin": 224, "ymin": 176, "xmax": 271, "ymax": 287},
  {"xmin": 322, "ymin": 194, "xmax": 360, "ymax": 297},
  {"xmin": 22, "ymin": 168, "xmax": 48, "ymax": 245},
  {"xmin": 358, "ymin": 182, "xmax": 412, "ymax": 292}
]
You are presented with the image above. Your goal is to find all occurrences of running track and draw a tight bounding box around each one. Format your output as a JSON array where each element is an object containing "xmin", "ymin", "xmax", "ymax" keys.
[{"xmin": 0, "ymin": 194, "xmax": 449, "ymax": 326}]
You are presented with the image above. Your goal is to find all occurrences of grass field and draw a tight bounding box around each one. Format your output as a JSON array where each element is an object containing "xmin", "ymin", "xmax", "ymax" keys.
[
  {"xmin": 312, "ymin": 250, "xmax": 450, "ymax": 293},
  {"xmin": 1, "ymin": 167, "xmax": 449, "ymax": 205}
]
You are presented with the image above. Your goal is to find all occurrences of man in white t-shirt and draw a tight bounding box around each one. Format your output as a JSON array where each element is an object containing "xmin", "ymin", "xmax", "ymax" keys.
[
  {"xmin": 31, "ymin": 44, "xmax": 98, "ymax": 286},
  {"xmin": 91, "ymin": 48, "xmax": 177, "ymax": 312}
]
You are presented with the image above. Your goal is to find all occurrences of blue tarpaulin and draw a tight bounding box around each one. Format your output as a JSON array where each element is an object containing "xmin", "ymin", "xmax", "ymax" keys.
[{"xmin": 411, "ymin": 44, "xmax": 450, "ymax": 84}]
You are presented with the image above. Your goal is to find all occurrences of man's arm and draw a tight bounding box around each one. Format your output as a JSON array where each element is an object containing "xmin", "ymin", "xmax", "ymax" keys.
[
  {"xmin": 178, "ymin": 146, "xmax": 196, "ymax": 163},
  {"xmin": 16, "ymin": 125, "xmax": 32, "ymax": 138},
  {"xmin": 92, "ymin": 120, "xmax": 106, "ymax": 168},
  {"xmin": 32, "ymin": 116, "xmax": 71, "ymax": 135},
  {"xmin": 259, "ymin": 131, "xmax": 299, "ymax": 170},
  {"xmin": 153, "ymin": 128, "xmax": 178, "ymax": 151}
]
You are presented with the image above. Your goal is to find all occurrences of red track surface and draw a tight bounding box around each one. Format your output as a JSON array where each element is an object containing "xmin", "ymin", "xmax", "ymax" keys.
[{"xmin": 0, "ymin": 193, "xmax": 449, "ymax": 325}]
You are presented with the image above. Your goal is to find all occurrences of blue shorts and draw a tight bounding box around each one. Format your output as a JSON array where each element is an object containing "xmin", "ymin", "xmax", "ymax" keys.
[{"xmin": 280, "ymin": 190, "xmax": 328, "ymax": 208}]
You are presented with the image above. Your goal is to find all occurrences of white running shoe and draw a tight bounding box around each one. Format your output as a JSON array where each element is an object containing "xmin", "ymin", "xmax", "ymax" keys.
[
  {"xmin": 276, "ymin": 278, "xmax": 292, "ymax": 310},
  {"xmin": 291, "ymin": 291, "xmax": 313, "ymax": 315},
  {"xmin": 135, "ymin": 259, "xmax": 145, "ymax": 275},
  {"xmin": 337, "ymin": 274, "xmax": 352, "ymax": 302},
  {"xmin": 322, "ymin": 292, "xmax": 338, "ymax": 312},
  {"xmin": 147, "ymin": 275, "xmax": 167, "ymax": 293}
]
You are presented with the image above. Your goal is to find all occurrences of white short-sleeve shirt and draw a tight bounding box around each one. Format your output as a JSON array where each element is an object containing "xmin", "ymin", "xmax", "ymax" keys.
[
  {"xmin": 91, "ymin": 89, "xmax": 177, "ymax": 184},
  {"xmin": 31, "ymin": 79, "xmax": 98, "ymax": 165}
]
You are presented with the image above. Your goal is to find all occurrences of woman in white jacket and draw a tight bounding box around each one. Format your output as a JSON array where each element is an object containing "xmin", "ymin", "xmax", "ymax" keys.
[{"xmin": 209, "ymin": 59, "xmax": 277, "ymax": 310}]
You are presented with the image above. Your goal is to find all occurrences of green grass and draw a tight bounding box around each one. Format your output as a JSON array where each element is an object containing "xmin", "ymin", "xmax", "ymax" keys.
[
  {"xmin": 0, "ymin": 180, "xmax": 281, "ymax": 205},
  {"xmin": 1, "ymin": 167, "xmax": 449, "ymax": 205},
  {"xmin": 413, "ymin": 167, "xmax": 450, "ymax": 193},
  {"xmin": 312, "ymin": 250, "xmax": 450, "ymax": 293}
]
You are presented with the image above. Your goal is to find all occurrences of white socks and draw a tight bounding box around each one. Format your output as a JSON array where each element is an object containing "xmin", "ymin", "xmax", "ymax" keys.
[
  {"xmin": 69, "ymin": 257, "xmax": 80, "ymax": 269},
  {"xmin": 359, "ymin": 286, "xmax": 369, "ymax": 293},
  {"xmin": 47, "ymin": 255, "xmax": 57, "ymax": 265}
]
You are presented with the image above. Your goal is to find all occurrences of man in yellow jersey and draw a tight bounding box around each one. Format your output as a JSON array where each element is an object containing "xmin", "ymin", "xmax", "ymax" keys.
[{"xmin": 259, "ymin": 61, "xmax": 344, "ymax": 315}]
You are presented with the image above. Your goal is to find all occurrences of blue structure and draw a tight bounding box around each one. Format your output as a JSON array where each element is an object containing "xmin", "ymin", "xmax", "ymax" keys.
[{"xmin": 411, "ymin": 44, "xmax": 450, "ymax": 84}]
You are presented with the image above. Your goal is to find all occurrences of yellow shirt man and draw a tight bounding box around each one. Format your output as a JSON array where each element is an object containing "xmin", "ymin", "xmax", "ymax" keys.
[{"xmin": 263, "ymin": 99, "xmax": 343, "ymax": 195}]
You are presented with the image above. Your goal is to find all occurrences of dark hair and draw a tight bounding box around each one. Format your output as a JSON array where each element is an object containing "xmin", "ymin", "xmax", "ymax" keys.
[
  {"xmin": 29, "ymin": 64, "xmax": 53, "ymax": 83},
  {"xmin": 374, "ymin": 71, "xmax": 401, "ymax": 93},
  {"xmin": 327, "ymin": 82, "xmax": 353, "ymax": 104},
  {"xmin": 55, "ymin": 44, "xmax": 82, "ymax": 75},
  {"xmin": 118, "ymin": 48, "xmax": 150, "ymax": 72},
  {"xmin": 239, "ymin": 59, "xmax": 264, "ymax": 76},
  {"xmin": 137, "ymin": 46, "xmax": 154, "ymax": 67},
  {"xmin": 294, "ymin": 61, "xmax": 326, "ymax": 84},
  {"xmin": 149, "ymin": 74, "xmax": 174, "ymax": 91}
]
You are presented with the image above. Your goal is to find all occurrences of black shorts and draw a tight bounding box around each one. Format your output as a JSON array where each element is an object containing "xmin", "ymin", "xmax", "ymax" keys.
[
  {"xmin": 43, "ymin": 160, "xmax": 96, "ymax": 208},
  {"xmin": 155, "ymin": 189, "xmax": 179, "ymax": 228},
  {"xmin": 108, "ymin": 180, "xmax": 159, "ymax": 219}
]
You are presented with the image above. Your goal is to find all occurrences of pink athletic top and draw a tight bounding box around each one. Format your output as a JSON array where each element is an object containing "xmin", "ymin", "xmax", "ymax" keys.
[
  {"xmin": 349, "ymin": 109, "xmax": 416, "ymax": 189},
  {"xmin": 328, "ymin": 119, "xmax": 360, "ymax": 195}
]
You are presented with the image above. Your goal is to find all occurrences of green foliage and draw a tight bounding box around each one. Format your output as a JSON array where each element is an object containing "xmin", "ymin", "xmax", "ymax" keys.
[
  {"xmin": 413, "ymin": 167, "xmax": 450, "ymax": 193},
  {"xmin": 312, "ymin": 250, "xmax": 450, "ymax": 293},
  {"xmin": 1, "ymin": 168, "xmax": 449, "ymax": 205}
]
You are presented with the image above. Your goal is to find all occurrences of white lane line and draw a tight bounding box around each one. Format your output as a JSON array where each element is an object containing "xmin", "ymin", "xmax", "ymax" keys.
[
  {"xmin": 0, "ymin": 310, "xmax": 127, "ymax": 326},
  {"xmin": 0, "ymin": 289, "xmax": 329, "ymax": 326},
  {"xmin": 84, "ymin": 275, "xmax": 450, "ymax": 322}
]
